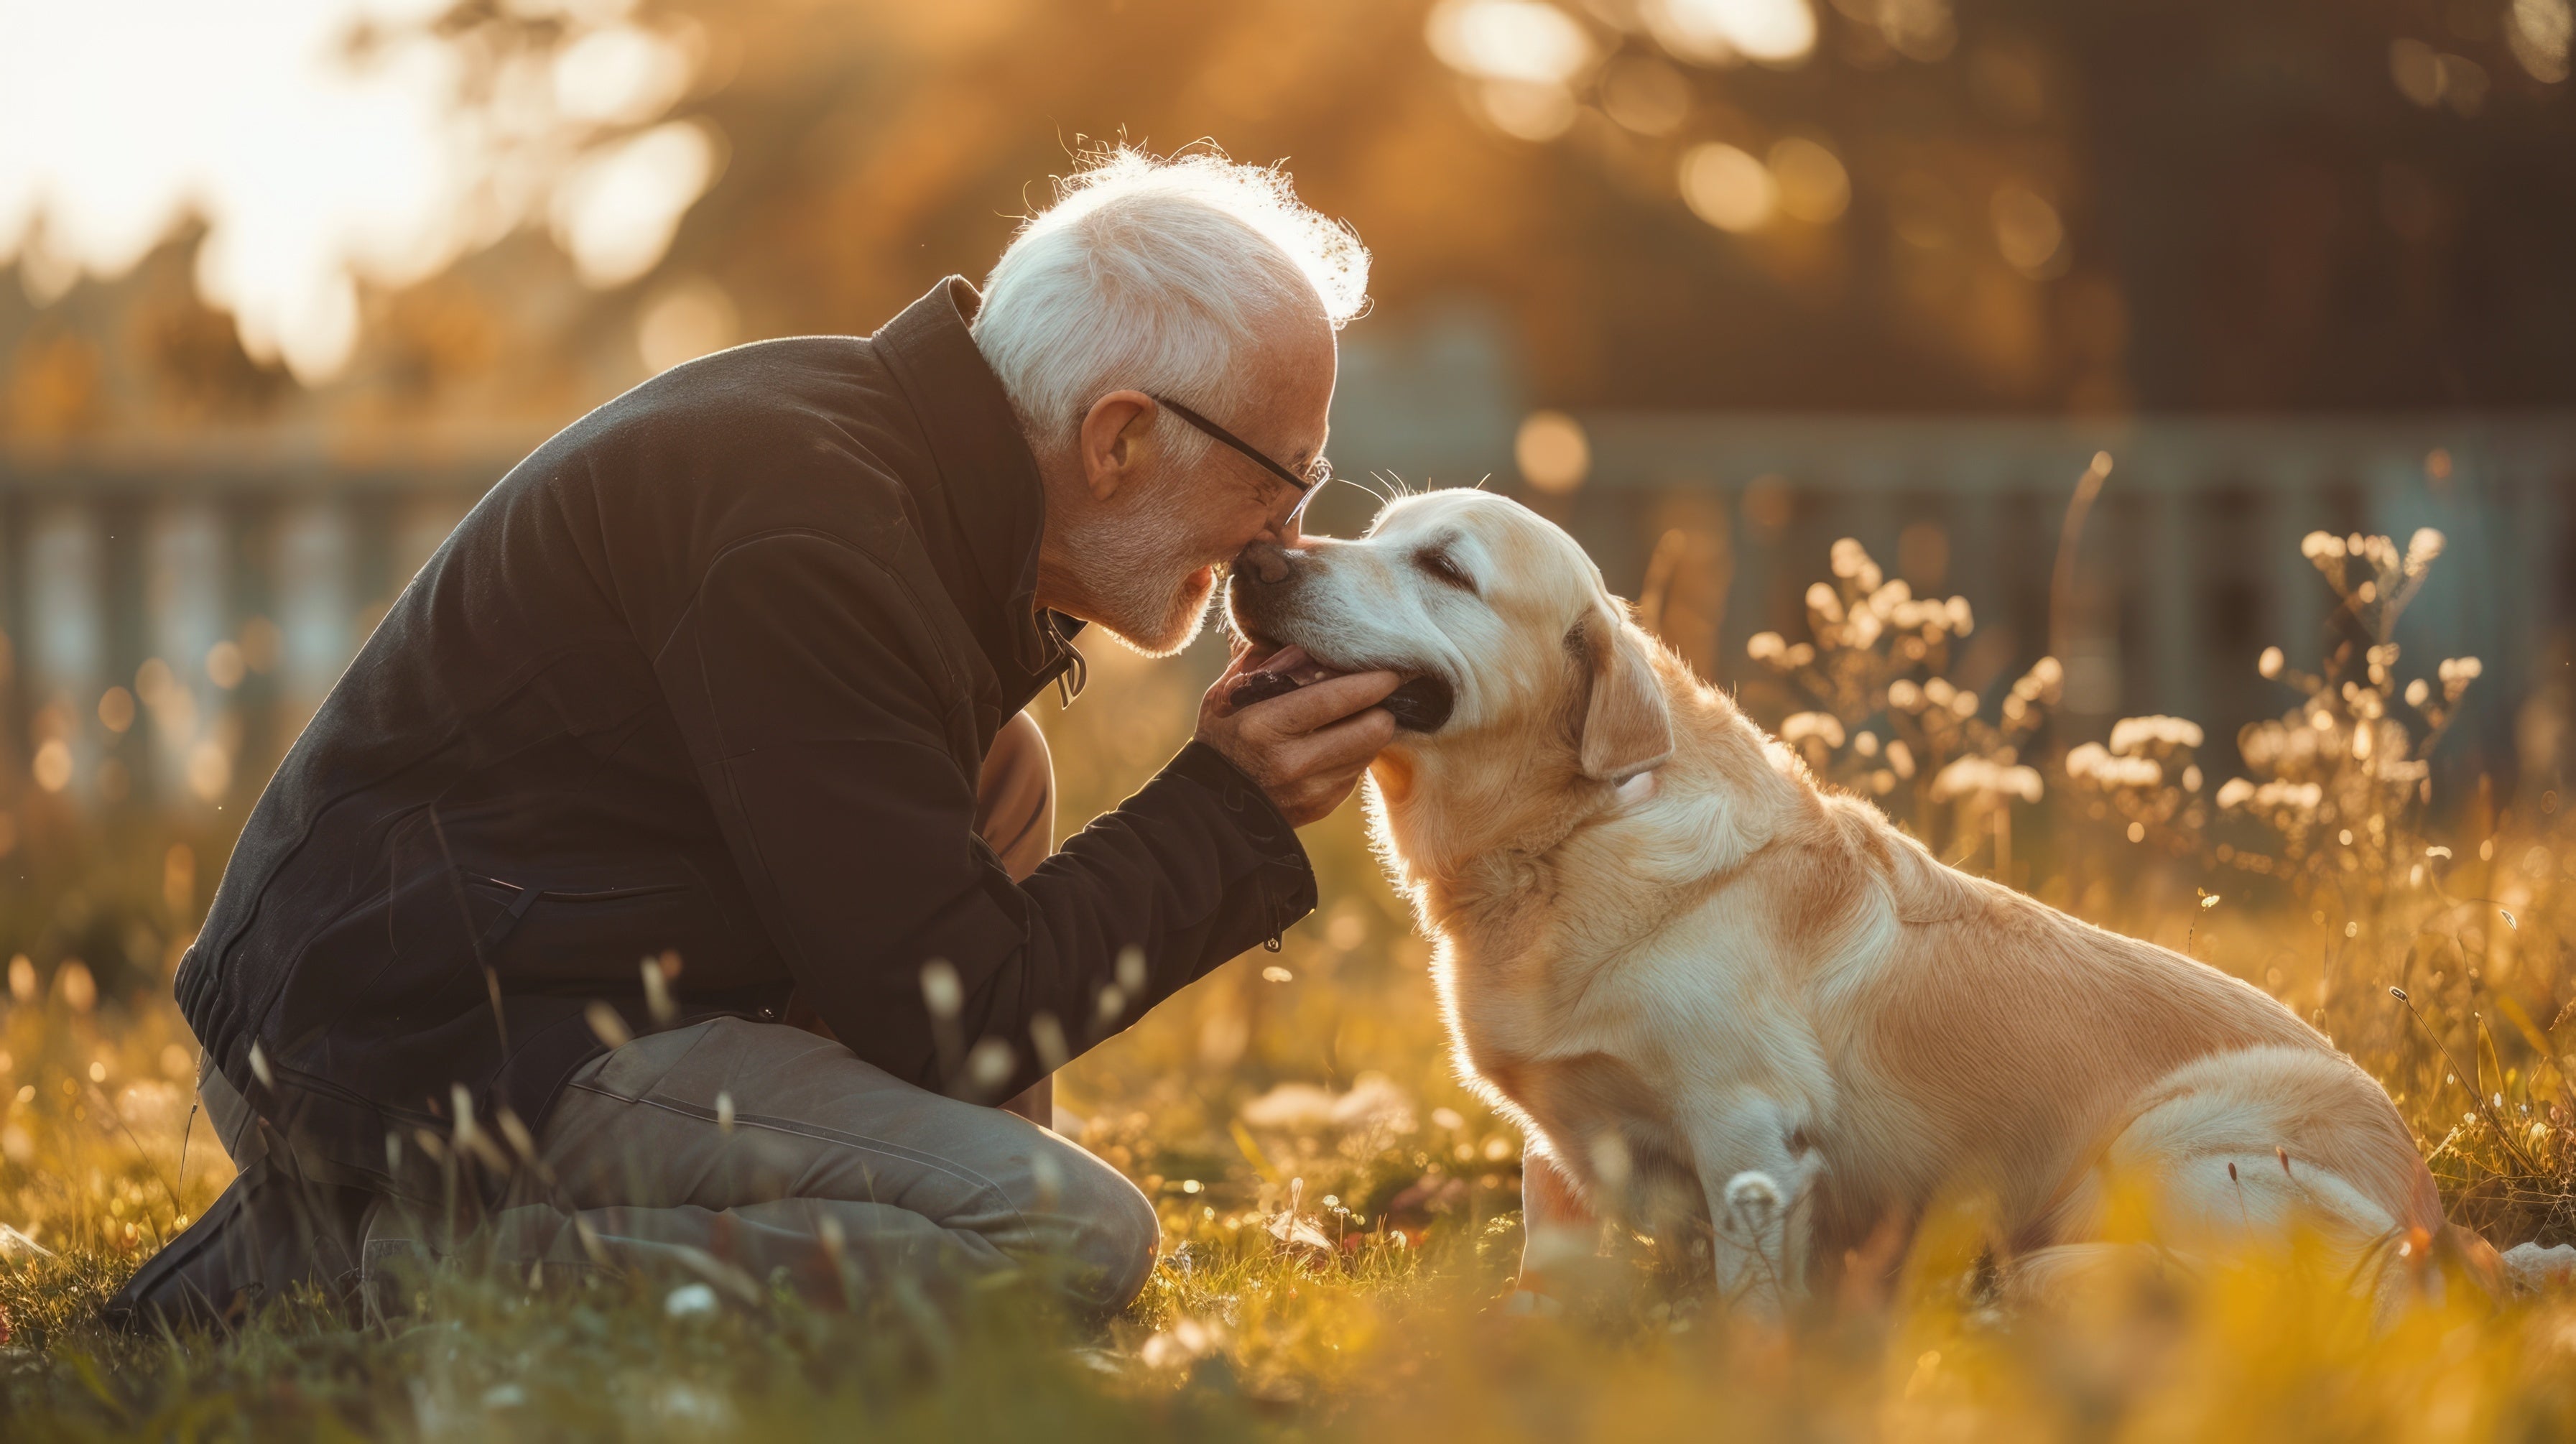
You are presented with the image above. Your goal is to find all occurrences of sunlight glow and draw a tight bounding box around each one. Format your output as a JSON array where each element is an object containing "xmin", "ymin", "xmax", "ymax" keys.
[
  {"xmin": 554, "ymin": 23, "xmax": 697, "ymax": 125},
  {"xmin": 1424, "ymin": 0, "xmax": 1597, "ymax": 86},
  {"xmin": 550, "ymin": 121, "xmax": 721, "ymax": 287},
  {"xmin": 0, "ymin": 0, "xmax": 703, "ymax": 384},
  {"xmin": 1643, "ymin": 0, "xmax": 1817, "ymax": 68}
]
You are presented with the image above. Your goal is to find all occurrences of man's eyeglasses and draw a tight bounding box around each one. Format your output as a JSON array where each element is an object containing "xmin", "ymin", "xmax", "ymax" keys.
[{"xmin": 1151, "ymin": 394, "xmax": 1328, "ymax": 498}]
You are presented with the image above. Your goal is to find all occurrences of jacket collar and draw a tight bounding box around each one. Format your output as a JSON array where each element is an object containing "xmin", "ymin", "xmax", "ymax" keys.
[{"xmin": 871, "ymin": 277, "xmax": 1083, "ymax": 715}]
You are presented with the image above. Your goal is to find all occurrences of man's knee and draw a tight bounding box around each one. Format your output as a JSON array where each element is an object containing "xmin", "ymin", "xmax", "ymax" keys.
[{"xmin": 1026, "ymin": 1135, "xmax": 1159, "ymax": 1312}]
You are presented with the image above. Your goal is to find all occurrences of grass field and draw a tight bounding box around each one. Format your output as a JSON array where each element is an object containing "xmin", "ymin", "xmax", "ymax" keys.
[{"xmin": 4, "ymin": 528, "xmax": 2575, "ymax": 1440}]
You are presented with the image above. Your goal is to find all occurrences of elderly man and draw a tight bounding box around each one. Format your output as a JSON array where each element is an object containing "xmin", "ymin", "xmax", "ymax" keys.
[{"xmin": 113, "ymin": 149, "xmax": 1397, "ymax": 1325}]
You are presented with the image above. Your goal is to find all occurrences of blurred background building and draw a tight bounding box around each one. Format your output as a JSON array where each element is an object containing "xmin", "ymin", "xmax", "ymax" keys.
[{"xmin": 1, "ymin": 0, "xmax": 2571, "ymax": 877}]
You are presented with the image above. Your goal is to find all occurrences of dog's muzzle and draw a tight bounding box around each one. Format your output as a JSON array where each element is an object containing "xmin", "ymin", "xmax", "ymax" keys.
[{"xmin": 1223, "ymin": 543, "xmax": 1455, "ymax": 733}]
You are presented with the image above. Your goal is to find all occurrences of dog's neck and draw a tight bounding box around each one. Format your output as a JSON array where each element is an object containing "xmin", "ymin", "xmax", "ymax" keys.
[
  {"xmin": 1368, "ymin": 659, "xmax": 1787, "ymax": 964},
  {"xmin": 1373, "ymin": 732, "xmax": 1570, "ymax": 855},
  {"xmin": 1370, "ymin": 740, "xmax": 1598, "ymax": 917}
]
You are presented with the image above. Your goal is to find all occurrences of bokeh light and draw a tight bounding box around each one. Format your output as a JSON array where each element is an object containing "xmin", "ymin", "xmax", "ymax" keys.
[
  {"xmin": 548, "ymin": 119, "xmax": 722, "ymax": 287},
  {"xmin": 1514, "ymin": 409, "xmax": 1590, "ymax": 494},
  {"xmin": 1423, "ymin": 0, "xmax": 1595, "ymax": 85},
  {"xmin": 2509, "ymin": 0, "xmax": 2572, "ymax": 83},
  {"xmin": 636, "ymin": 274, "xmax": 741, "ymax": 373},
  {"xmin": 1598, "ymin": 55, "xmax": 1694, "ymax": 134},
  {"xmin": 1680, "ymin": 142, "xmax": 1777, "ymax": 232},
  {"xmin": 1643, "ymin": 0, "xmax": 1817, "ymax": 67},
  {"xmin": 1768, "ymin": 136, "xmax": 1850, "ymax": 223},
  {"xmin": 1990, "ymin": 185, "xmax": 2065, "ymax": 274}
]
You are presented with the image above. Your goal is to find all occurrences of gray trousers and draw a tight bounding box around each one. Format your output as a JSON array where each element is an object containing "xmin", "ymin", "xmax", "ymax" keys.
[
  {"xmin": 218, "ymin": 713, "xmax": 1158, "ymax": 1313},
  {"xmin": 363, "ymin": 1012, "xmax": 1158, "ymax": 1313}
]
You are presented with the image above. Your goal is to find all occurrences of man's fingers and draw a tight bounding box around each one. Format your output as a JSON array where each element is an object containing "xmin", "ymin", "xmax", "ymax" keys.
[
  {"xmin": 1268, "ymin": 705, "xmax": 1396, "ymax": 783},
  {"xmin": 1242, "ymin": 669, "xmax": 1402, "ymax": 736},
  {"xmin": 1304, "ymin": 703, "xmax": 1399, "ymax": 765},
  {"xmin": 1194, "ymin": 665, "xmax": 1404, "ymax": 825}
]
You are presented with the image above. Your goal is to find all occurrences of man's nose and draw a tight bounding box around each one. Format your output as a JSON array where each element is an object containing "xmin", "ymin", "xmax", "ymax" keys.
[{"xmin": 1236, "ymin": 540, "xmax": 1296, "ymax": 586}]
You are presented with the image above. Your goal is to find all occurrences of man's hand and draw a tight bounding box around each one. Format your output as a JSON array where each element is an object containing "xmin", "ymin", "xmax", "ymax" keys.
[{"xmin": 1195, "ymin": 646, "xmax": 1400, "ymax": 828}]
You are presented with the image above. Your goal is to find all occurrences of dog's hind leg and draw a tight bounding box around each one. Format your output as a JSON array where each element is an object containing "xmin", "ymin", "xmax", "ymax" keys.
[
  {"xmin": 2067, "ymin": 1045, "xmax": 2460, "ymax": 1318},
  {"xmin": 2102, "ymin": 1047, "xmax": 2425, "ymax": 1252}
]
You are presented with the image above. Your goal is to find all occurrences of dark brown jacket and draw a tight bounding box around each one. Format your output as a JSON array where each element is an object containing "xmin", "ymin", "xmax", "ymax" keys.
[{"xmin": 175, "ymin": 279, "xmax": 1314, "ymax": 1197}]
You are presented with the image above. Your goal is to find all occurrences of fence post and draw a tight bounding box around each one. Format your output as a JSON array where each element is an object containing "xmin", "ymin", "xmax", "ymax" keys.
[{"xmin": 25, "ymin": 502, "xmax": 103, "ymax": 805}]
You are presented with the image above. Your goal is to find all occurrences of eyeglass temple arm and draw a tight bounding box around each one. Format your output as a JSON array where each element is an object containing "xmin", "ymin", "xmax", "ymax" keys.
[{"xmin": 1151, "ymin": 394, "xmax": 1314, "ymax": 494}]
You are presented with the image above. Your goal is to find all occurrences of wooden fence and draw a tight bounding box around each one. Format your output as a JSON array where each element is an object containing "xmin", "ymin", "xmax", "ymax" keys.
[{"xmin": 4, "ymin": 411, "xmax": 2570, "ymax": 820}]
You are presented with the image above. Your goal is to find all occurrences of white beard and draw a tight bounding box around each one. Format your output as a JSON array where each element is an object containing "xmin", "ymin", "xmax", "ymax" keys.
[{"xmin": 1062, "ymin": 474, "xmax": 1218, "ymax": 657}]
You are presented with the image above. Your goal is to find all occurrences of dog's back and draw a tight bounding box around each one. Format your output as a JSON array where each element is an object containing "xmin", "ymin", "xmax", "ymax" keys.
[{"xmin": 1781, "ymin": 795, "xmax": 2442, "ymax": 1246}]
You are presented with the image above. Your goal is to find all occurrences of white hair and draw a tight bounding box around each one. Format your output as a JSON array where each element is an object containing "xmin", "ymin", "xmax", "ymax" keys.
[{"xmin": 971, "ymin": 147, "xmax": 1371, "ymax": 458}]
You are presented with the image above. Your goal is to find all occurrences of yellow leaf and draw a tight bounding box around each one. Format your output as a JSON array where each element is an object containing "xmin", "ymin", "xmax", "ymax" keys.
[
  {"xmin": 1230, "ymin": 1118, "xmax": 1284, "ymax": 1187},
  {"xmin": 2476, "ymin": 1013, "xmax": 2506, "ymax": 1108},
  {"xmin": 2495, "ymin": 994, "xmax": 2553, "ymax": 1057}
]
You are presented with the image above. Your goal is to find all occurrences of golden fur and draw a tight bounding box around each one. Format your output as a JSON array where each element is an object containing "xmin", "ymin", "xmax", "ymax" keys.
[{"xmin": 1228, "ymin": 489, "xmax": 2540, "ymax": 1315}]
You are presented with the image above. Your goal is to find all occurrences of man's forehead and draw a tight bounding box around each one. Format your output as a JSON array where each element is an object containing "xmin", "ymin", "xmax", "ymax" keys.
[
  {"xmin": 1248, "ymin": 303, "xmax": 1337, "ymax": 381},
  {"xmin": 1242, "ymin": 323, "xmax": 1335, "ymax": 458}
]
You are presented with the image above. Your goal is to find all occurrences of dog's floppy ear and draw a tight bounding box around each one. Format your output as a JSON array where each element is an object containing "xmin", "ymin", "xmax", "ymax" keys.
[{"xmin": 1571, "ymin": 601, "xmax": 1674, "ymax": 783}]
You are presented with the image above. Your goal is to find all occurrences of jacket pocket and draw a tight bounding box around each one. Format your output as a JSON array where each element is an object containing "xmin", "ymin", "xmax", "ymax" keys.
[
  {"xmin": 454, "ymin": 870, "xmax": 726, "ymax": 987},
  {"xmin": 384, "ymin": 840, "xmax": 747, "ymax": 994},
  {"xmin": 462, "ymin": 874, "xmax": 689, "ymax": 956}
]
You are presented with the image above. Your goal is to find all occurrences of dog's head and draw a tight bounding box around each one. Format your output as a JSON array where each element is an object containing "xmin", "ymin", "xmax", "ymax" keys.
[{"xmin": 1224, "ymin": 489, "xmax": 1673, "ymax": 786}]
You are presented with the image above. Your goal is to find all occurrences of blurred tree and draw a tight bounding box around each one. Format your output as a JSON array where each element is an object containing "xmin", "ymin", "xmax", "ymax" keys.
[
  {"xmin": 1416, "ymin": 0, "xmax": 2576, "ymax": 409},
  {"xmin": 4, "ymin": 0, "xmax": 2572, "ymax": 425}
]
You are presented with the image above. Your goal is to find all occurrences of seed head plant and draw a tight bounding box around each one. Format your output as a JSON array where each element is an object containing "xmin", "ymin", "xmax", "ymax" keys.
[
  {"xmin": 2212, "ymin": 530, "xmax": 2478, "ymax": 921},
  {"xmin": 2050, "ymin": 528, "xmax": 2479, "ymax": 924},
  {"xmin": 1744, "ymin": 538, "xmax": 2060, "ymax": 871},
  {"xmin": 2062, "ymin": 714, "xmax": 2211, "ymax": 852}
]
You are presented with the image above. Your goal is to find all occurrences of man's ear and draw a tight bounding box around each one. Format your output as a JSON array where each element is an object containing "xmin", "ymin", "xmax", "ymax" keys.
[
  {"xmin": 1572, "ymin": 602, "xmax": 1674, "ymax": 783},
  {"xmin": 1078, "ymin": 391, "xmax": 1157, "ymax": 503}
]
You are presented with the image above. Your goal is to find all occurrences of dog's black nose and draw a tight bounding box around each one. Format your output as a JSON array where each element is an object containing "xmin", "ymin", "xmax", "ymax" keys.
[{"xmin": 1236, "ymin": 541, "xmax": 1294, "ymax": 586}]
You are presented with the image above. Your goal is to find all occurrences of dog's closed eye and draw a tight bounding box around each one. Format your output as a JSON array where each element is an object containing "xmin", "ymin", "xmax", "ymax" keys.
[{"xmin": 1416, "ymin": 547, "xmax": 1475, "ymax": 593}]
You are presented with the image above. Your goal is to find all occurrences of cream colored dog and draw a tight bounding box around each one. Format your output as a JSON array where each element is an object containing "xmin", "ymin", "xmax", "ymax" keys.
[{"xmin": 1228, "ymin": 488, "xmax": 2552, "ymax": 1315}]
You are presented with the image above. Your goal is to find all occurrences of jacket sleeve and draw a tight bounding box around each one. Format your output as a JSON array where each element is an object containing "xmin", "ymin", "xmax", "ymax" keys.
[{"xmin": 657, "ymin": 529, "xmax": 1315, "ymax": 1097}]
